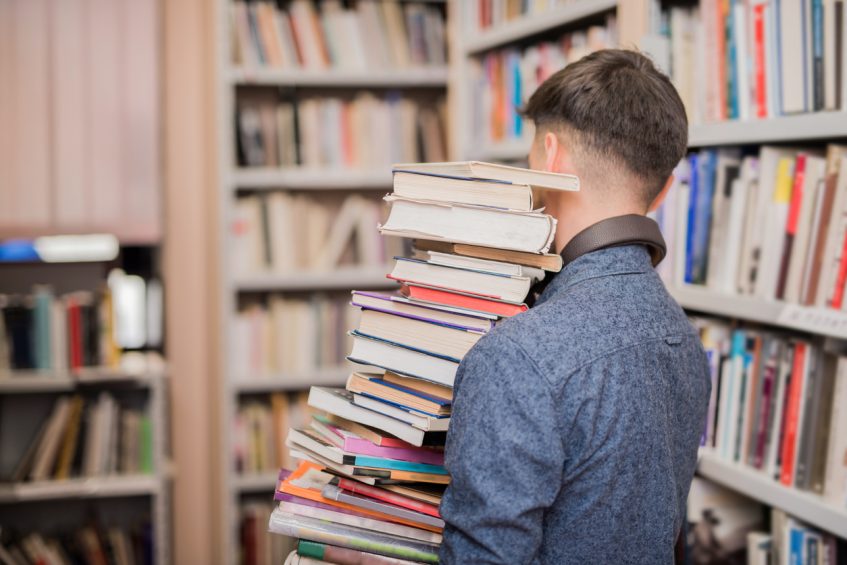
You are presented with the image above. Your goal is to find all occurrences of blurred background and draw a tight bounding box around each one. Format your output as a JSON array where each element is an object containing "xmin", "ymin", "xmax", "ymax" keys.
[{"xmin": 2, "ymin": 0, "xmax": 847, "ymax": 563}]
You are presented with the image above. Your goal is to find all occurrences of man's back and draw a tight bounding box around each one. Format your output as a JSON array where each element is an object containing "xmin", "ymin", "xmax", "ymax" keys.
[{"xmin": 439, "ymin": 244, "xmax": 711, "ymax": 564}]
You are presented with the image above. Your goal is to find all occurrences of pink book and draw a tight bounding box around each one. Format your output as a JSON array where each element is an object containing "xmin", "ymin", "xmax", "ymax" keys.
[{"xmin": 312, "ymin": 419, "xmax": 444, "ymax": 466}]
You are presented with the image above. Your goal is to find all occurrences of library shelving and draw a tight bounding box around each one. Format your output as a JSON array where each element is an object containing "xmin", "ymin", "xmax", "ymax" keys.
[
  {"xmin": 448, "ymin": 0, "xmax": 847, "ymax": 546},
  {"xmin": 216, "ymin": 0, "xmax": 448, "ymax": 561}
]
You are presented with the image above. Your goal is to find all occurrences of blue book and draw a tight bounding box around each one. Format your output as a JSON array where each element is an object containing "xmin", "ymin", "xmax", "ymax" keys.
[
  {"xmin": 684, "ymin": 153, "xmax": 699, "ymax": 284},
  {"xmin": 812, "ymin": 0, "xmax": 824, "ymax": 110},
  {"xmin": 727, "ymin": 0, "xmax": 739, "ymax": 119},
  {"xmin": 511, "ymin": 51, "xmax": 523, "ymax": 138},
  {"xmin": 349, "ymin": 455, "xmax": 447, "ymax": 476},
  {"xmin": 692, "ymin": 151, "xmax": 717, "ymax": 284},
  {"xmin": 789, "ymin": 525, "xmax": 806, "ymax": 565}
]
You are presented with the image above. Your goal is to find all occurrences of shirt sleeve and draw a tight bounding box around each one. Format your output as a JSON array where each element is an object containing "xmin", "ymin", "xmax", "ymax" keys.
[{"xmin": 439, "ymin": 332, "xmax": 566, "ymax": 565}]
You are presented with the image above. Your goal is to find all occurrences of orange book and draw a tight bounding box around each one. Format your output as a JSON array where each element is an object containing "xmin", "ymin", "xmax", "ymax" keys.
[
  {"xmin": 279, "ymin": 461, "xmax": 443, "ymax": 533},
  {"xmin": 780, "ymin": 342, "xmax": 807, "ymax": 485},
  {"xmin": 400, "ymin": 284, "xmax": 527, "ymax": 318}
]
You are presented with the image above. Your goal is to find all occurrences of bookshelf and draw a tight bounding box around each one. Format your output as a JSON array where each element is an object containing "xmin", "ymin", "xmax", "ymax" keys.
[
  {"xmin": 448, "ymin": 0, "xmax": 847, "ymax": 547},
  {"xmin": 216, "ymin": 0, "xmax": 448, "ymax": 561}
]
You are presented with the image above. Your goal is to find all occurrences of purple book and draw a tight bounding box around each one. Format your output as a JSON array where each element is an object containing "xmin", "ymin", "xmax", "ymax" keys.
[
  {"xmin": 313, "ymin": 419, "xmax": 445, "ymax": 466},
  {"xmin": 753, "ymin": 361, "xmax": 776, "ymax": 469}
]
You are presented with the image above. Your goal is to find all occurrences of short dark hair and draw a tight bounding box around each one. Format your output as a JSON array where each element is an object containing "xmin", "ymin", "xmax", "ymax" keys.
[{"xmin": 522, "ymin": 49, "xmax": 688, "ymax": 204}]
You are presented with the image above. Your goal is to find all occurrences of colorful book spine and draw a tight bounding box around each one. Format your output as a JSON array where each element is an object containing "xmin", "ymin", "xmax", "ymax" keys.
[{"xmin": 336, "ymin": 478, "xmax": 440, "ymax": 518}]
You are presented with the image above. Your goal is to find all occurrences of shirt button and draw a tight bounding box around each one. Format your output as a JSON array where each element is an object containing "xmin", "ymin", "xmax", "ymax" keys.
[{"xmin": 665, "ymin": 336, "xmax": 683, "ymax": 345}]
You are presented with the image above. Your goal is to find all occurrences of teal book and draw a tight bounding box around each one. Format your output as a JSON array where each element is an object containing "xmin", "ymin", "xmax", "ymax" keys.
[{"xmin": 348, "ymin": 454, "xmax": 447, "ymax": 476}]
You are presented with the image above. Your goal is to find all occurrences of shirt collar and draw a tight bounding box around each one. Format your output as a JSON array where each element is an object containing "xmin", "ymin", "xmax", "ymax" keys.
[{"xmin": 534, "ymin": 244, "xmax": 654, "ymax": 307}]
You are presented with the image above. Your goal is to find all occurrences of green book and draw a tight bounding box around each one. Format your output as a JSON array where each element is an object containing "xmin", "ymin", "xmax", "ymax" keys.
[
  {"xmin": 33, "ymin": 286, "xmax": 53, "ymax": 371},
  {"xmin": 140, "ymin": 416, "xmax": 154, "ymax": 474}
]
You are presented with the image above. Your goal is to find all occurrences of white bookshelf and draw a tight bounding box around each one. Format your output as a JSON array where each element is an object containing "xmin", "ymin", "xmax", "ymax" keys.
[
  {"xmin": 0, "ymin": 368, "xmax": 167, "ymax": 394},
  {"xmin": 689, "ymin": 112, "xmax": 847, "ymax": 147},
  {"xmin": 0, "ymin": 474, "xmax": 165, "ymax": 504},
  {"xmin": 232, "ymin": 168, "xmax": 393, "ymax": 190},
  {"xmin": 228, "ymin": 67, "xmax": 449, "ymax": 87},
  {"xmin": 216, "ymin": 1, "xmax": 448, "ymax": 561},
  {"xmin": 462, "ymin": 0, "xmax": 617, "ymax": 55},
  {"xmin": 698, "ymin": 451, "xmax": 847, "ymax": 539}
]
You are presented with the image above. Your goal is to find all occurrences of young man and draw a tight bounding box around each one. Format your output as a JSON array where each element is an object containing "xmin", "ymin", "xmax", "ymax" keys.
[{"xmin": 439, "ymin": 49, "xmax": 711, "ymax": 564}]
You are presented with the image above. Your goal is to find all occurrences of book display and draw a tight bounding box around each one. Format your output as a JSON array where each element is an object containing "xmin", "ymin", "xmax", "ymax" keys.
[
  {"xmin": 262, "ymin": 161, "xmax": 575, "ymax": 562},
  {"xmin": 216, "ymin": 1, "xmax": 449, "ymax": 562}
]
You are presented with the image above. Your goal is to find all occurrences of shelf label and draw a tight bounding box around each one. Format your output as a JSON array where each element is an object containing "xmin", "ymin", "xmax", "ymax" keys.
[{"xmin": 777, "ymin": 304, "xmax": 847, "ymax": 338}]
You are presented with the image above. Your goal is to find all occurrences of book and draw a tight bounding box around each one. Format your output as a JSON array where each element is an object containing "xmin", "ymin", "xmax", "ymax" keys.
[
  {"xmin": 296, "ymin": 539, "xmax": 419, "ymax": 565},
  {"xmin": 350, "ymin": 393, "xmax": 450, "ymax": 432},
  {"xmin": 379, "ymin": 196, "xmax": 557, "ymax": 254},
  {"xmin": 347, "ymin": 332, "xmax": 459, "ymax": 388},
  {"xmin": 321, "ymin": 484, "xmax": 444, "ymax": 529},
  {"xmin": 321, "ymin": 414, "xmax": 441, "ymax": 449},
  {"xmin": 350, "ymin": 291, "xmax": 496, "ymax": 332},
  {"xmin": 346, "ymin": 373, "xmax": 450, "ymax": 417},
  {"xmin": 392, "ymin": 170, "xmax": 535, "ymax": 212},
  {"xmin": 399, "ymin": 284, "xmax": 528, "ymax": 318},
  {"xmin": 308, "ymin": 387, "xmax": 443, "ymax": 448},
  {"xmin": 392, "ymin": 161, "xmax": 580, "ymax": 192},
  {"xmin": 355, "ymin": 307, "xmax": 483, "ymax": 360},
  {"xmin": 332, "ymin": 477, "xmax": 441, "ymax": 518},
  {"xmin": 413, "ymin": 239, "xmax": 563, "ymax": 272}
]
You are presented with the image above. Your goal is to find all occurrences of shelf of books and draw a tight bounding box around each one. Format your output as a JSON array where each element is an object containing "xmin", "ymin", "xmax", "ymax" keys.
[{"xmin": 218, "ymin": 0, "xmax": 450, "ymax": 562}]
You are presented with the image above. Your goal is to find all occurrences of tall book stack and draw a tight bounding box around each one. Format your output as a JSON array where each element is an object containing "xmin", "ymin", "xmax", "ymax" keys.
[{"xmin": 267, "ymin": 162, "xmax": 579, "ymax": 564}]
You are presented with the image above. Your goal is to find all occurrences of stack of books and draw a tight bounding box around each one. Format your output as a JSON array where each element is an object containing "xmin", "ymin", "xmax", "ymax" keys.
[{"xmin": 268, "ymin": 161, "xmax": 579, "ymax": 563}]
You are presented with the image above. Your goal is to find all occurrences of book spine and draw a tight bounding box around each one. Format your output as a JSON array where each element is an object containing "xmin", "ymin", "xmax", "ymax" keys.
[
  {"xmin": 685, "ymin": 153, "xmax": 699, "ymax": 284},
  {"xmin": 829, "ymin": 229, "xmax": 847, "ymax": 309},
  {"xmin": 776, "ymin": 154, "xmax": 807, "ymax": 299},
  {"xmin": 780, "ymin": 342, "xmax": 807, "ymax": 485},
  {"xmin": 753, "ymin": 3, "xmax": 768, "ymax": 117},
  {"xmin": 753, "ymin": 359, "xmax": 776, "ymax": 468},
  {"xmin": 337, "ymin": 478, "xmax": 440, "ymax": 518},
  {"xmin": 813, "ymin": 0, "xmax": 825, "ymax": 110}
]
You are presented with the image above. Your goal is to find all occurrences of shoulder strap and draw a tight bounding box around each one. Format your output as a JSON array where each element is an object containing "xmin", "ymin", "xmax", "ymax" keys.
[{"xmin": 559, "ymin": 214, "xmax": 667, "ymax": 268}]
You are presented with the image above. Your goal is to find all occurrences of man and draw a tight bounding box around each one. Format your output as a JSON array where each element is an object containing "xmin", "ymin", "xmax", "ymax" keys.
[{"xmin": 439, "ymin": 49, "xmax": 711, "ymax": 564}]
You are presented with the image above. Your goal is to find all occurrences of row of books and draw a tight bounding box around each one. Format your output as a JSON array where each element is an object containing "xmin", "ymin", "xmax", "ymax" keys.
[
  {"xmin": 0, "ymin": 274, "xmax": 162, "ymax": 373},
  {"xmin": 234, "ymin": 391, "xmax": 311, "ymax": 475},
  {"xmin": 466, "ymin": 0, "xmax": 590, "ymax": 32},
  {"xmin": 654, "ymin": 144, "xmax": 847, "ymax": 308},
  {"xmin": 233, "ymin": 295, "xmax": 359, "ymax": 376},
  {"xmin": 655, "ymin": 0, "xmax": 847, "ymax": 126},
  {"xmin": 687, "ymin": 477, "xmax": 846, "ymax": 562},
  {"xmin": 5, "ymin": 392, "xmax": 153, "ymax": 483},
  {"xmin": 470, "ymin": 15, "xmax": 617, "ymax": 149},
  {"xmin": 230, "ymin": 0, "xmax": 446, "ymax": 71},
  {"xmin": 268, "ymin": 162, "xmax": 580, "ymax": 561},
  {"xmin": 240, "ymin": 501, "xmax": 291, "ymax": 565},
  {"xmin": 695, "ymin": 317, "xmax": 847, "ymax": 508},
  {"xmin": 0, "ymin": 523, "xmax": 152, "ymax": 565},
  {"xmin": 232, "ymin": 193, "xmax": 404, "ymax": 276},
  {"xmin": 237, "ymin": 93, "xmax": 447, "ymax": 169}
]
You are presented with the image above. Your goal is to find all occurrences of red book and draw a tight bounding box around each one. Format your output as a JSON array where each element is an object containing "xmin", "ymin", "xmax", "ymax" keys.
[
  {"xmin": 336, "ymin": 477, "xmax": 441, "ymax": 518},
  {"xmin": 753, "ymin": 3, "xmax": 768, "ymax": 118},
  {"xmin": 776, "ymin": 154, "xmax": 807, "ymax": 299},
  {"xmin": 829, "ymin": 229, "xmax": 847, "ymax": 308},
  {"xmin": 400, "ymin": 284, "xmax": 527, "ymax": 317},
  {"xmin": 780, "ymin": 342, "xmax": 807, "ymax": 485},
  {"xmin": 67, "ymin": 298, "xmax": 82, "ymax": 370}
]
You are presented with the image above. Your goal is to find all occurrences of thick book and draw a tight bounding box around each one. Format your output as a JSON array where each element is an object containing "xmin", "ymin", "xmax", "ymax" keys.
[
  {"xmin": 347, "ymin": 331, "xmax": 459, "ymax": 388},
  {"xmin": 322, "ymin": 414, "xmax": 444, "ymax": 448},
  {"xmin": 420, "ymin": 250, "xmax": 544, "ymax": 282},
  {"xmin": 321, "ymin": 484, "xmax": 444, "ymax": 529},
  {"xmin": 356, "ymin": 306, "xmax": 483, "ymax": 360},
  {"xmin": 278, "ymin": 461, "xmax": 442, "ymax": 533},
  {"xmin": 388, "ymin": 257, "xmax": 532, "ymax": 304},
  {"xmin": 351, "ymin": 393, "xmax": 450, "ymax": 432},
  {"xmin": 379, "ymin": 196, "xmax": 557, "ymax": 254},
  {"xmin": 392, "ymin": 161, "xmax": 580, "ymax": 192},
  {"xmin": 268, "ymin": 508, "xmax": 439, "ymax": 563},
  {"xmin": 392, "ymin": 170, "xmax": 534, "ymax": 212},
  {"xmin": 310, "ymin": 416, "xmax": 445, "ymax": 465},
  {"xmin": 308, "ymin": 387, "xmax": 444, "ymax": 447},
  {"xmin": 351, "ymin": 291, "xmax": 496, "ymax": 332},
  {"xmin": 332, "ymin": 477, "xmax": 441, "ymax": 519},
  {"xmin": 296, "ymin": 539, "xmax": 419, "ymax": 565},
  {"xmin": 346, "ymin": 372, "xmax": 450, "ymax": 416},
  {"xmin": 413, "ymin": 239, "xmax": 563, "ymax": 272},
  {"xmin": 400, "ymin": 284, "xmax": 528, "ymax": 318},
  {"xmin": 824, "ymin": 356, "xmax": 847, "ymax": 506}
]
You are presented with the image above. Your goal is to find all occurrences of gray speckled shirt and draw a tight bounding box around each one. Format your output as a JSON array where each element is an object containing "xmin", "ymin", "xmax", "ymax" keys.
[{"xmin": 439, "ymin": 244, "xmax": 711, "ymax": 564}]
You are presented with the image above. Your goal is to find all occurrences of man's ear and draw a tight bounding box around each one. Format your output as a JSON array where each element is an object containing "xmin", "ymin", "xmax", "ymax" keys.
[
  {"xmin": 648, "ymin": 175, "xmax": 675, "ymax": 212},
  {"xmin": 543, "ymin": 131, "xmax": 561, "ymax": 173}
]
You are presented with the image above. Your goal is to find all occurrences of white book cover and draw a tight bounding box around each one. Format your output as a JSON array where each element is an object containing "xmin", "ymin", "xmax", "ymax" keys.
[
  {"xmin": 815, "ymin": 156, "xmax": 847, "ymax": 306},
  {"xmin": 784, "ymin": 156, "xmax": 826, "ymax": 303},
  {"xmin": 823, "ymin": 357, "xmax": 847, "ymax": 505},
  {"xmin": 779, "ymin": 0, "xmax": 806, "ymax": 113},
  {"xmin": 719, "ymin": 177, "xmax": 748, "ymax": 294}
]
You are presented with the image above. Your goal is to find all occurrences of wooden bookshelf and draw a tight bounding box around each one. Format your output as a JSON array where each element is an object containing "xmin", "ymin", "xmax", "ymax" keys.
[
  {"xmin": 698, "ymin": 451, "xmax": 847, "ymax": 539},
  {"xmin": 232, "ymin": 168, "xmax": 393, "ymax": 190},
  {"xmin": 689, "ymin": 112, "xmax": 847, "ymax": 147},
  {"xmin": 463, "ymin": 0, "xmax": 617, "ymax": 55},
  {"xmin": 228, "ymin": 67, "xmax": 449, "ymax": 87}
]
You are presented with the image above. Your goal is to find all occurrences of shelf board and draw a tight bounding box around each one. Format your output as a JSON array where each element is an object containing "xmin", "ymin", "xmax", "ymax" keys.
[
  {"xmin": 463, "ymin": 0, "xmax": 618, "ymax": 55},
  {"xmin": 0, "ymin": 225, "xmax": 161, "ymax": 246},
  {"xmin": 232, "ymin": 366, "xmax": 350, "ymax": 393},
  {"xmin": 235, "ymin": 267, "xmax": 395, "ymax": 292},
  {"xmin": 697, "ymin": 451, "xmax": 847, "ymax": 538},
  {"xmin": 667, "ymin": 284, "xmax": 847, "ymax": 340},
  {"xmin": 232, "ymin": 168, "xmax": 393, "ymax": 190},
  {"xmin": 471, "ymin": 138, "xmax": 531, "ymax": 162},
  {"xmin": 0, "ymin": 367, "xmax": 167, "ymax": 394},
  {"xmin": 0, "ymin": 474, "xmax": 161, "ymax": 503},
  {"xmin": 233, "ymin": 472, "xmax": 279, "ymax": 493},
  {"xmin": 688, "ymin": 112, "xmax": 847, "ymax": 147},
  {"xmin": 227, "ymin": 67, "xmax": 449, "ymax": 87}
]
